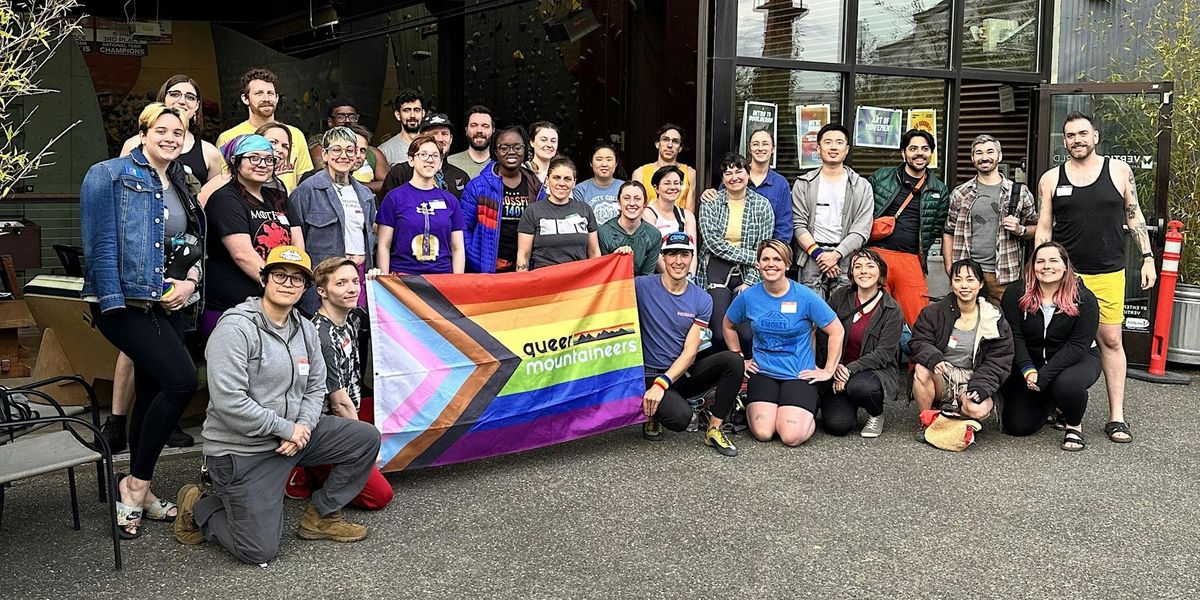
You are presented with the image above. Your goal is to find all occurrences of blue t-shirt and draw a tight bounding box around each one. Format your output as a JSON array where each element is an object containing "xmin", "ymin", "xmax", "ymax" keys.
[
  {"xmin": 573, "ymin": 178, "xmax": 624, "ymax": 225},
  {"xmin": 634, "ymin": 274, "xmax": 713, "ymax": 371},
  {"xmin": 726, "ymin": 280, "xmax": 836, "ymax": 379},
  {"xmin": 376, "ymin": 182, "xmax": 465, "ymax": 275}
]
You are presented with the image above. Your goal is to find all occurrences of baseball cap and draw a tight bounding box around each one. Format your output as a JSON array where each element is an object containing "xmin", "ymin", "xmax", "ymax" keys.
[
  {"xmin": 661, "ymin": 231, "xmax": 695, "ymax": 253},
  {"xmin": 262, "ymin": 245, "xmax": 313, "ymax": 277},
  {"xmin": 419, "ymin": 113, "xmax": 453, "ymax": 132}
]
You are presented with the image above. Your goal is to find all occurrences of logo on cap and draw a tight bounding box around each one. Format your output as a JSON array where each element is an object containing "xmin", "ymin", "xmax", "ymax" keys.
[{"xmin": 281, "ymin": 249, "xmax": 302, "ymax": 261}]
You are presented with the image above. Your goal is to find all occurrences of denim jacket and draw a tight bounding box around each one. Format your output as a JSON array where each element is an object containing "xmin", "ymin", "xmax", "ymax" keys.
[
  {"xmin": 81, "ymin": 147, "xmax": 206, "ymax": 314},
  {"xmin": 287, "ymin": 169, "xmax": 376, "ymax": 269}
]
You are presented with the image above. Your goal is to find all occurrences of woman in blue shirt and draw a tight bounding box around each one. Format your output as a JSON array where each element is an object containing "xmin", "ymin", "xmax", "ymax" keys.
[{"xmin": 723, "ymin": 240, "xmax": 844, "ymax": 446}]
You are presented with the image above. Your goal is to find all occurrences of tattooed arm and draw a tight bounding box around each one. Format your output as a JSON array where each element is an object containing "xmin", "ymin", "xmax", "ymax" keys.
[{"xmin": 1120, "ymin": 160, "xmax": 1157, "ymax": 290}]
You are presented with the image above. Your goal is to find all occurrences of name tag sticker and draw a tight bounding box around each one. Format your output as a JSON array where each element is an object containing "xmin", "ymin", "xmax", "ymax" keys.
[
  {"xmin": 947, "ymin": 336, "xmax": 959, "ymax": 349},
  {"xmin": 297, "ymin": 358, "xmax": 310, "ymax": 376},
  {"xmin": 277, "ymin": 215, "xmax": 290, "ymax": 227},
  {"xmin": 1056, "ymin": 185, "xmax": 1073, "ymax": 197},
  {"xmin": 428, "ymin": 200, "xmax": 448, "ymax": 210},
  {"xmin": 781, "ymin": 301, "xmax": 798, "ymax": 314}
]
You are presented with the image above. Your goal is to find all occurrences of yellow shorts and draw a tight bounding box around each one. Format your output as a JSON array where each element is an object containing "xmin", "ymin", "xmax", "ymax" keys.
[{"xmin": 1079, "ymin": 271, "xmax": 1126, "ymax": 325}]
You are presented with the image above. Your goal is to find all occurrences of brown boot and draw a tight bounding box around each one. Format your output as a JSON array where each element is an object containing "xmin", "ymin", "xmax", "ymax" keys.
[
  {"xmin": 296, "ymin": 505, "xmax": 368, "ymax": 543},
  {"xmin": 172, "ymin": 484, "xmax": 206, "ymax": 545}
]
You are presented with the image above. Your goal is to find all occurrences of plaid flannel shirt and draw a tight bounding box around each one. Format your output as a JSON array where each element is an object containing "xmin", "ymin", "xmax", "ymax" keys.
[
  {"xmin": 697, "ymin": 188, "xmax": 774, "ymax": 288},
  {"xmin": 944, "ymin": 176, "xmax": 1038, "ymax": 285}
]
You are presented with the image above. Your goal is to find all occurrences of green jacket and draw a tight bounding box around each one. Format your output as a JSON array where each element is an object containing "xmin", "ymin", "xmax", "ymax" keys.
[{"xmin": 867, "ymin": 165, "xmax": 949, "ymax": 258}]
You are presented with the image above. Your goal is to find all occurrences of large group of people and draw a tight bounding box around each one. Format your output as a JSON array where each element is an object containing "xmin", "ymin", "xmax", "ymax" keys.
[{"xmin": 80, "ymin": 67, "xmax": 1154, "ymax": 564}]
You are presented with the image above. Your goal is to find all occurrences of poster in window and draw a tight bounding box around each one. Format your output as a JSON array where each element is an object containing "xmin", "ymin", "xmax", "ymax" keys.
[
  {"xmin": 906, "ymin": 109, "xmax": 938, "ymax": 169},
  {"xmin": 854, "ymin": 106, "xmax": 903, "ymax": 149},
  {"xmin": 740, "ymin": 101, "xmax": 778, "ymax": 168},
  {"xmin": 796, "ymin": 104, "xmax": 831, "ymax": 169}
]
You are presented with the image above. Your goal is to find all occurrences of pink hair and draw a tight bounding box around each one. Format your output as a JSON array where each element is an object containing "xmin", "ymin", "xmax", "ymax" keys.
[{"xmin": 1018, "ymin": 242, "xmax": 1081, "ymax": 317}]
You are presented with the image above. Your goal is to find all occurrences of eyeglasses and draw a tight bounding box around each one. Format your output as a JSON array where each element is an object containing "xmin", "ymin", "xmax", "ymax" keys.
[
  {"xmin": 243, "ymin": 155, "xmax": 278, "ymax": 167},
  {"xmin": 269, "ymin": 271, "xmax": 308, "ymax": 287},
  {"xmin": 497, "ymin": 143, "xmax": 526, "ymax": 154},
  {"xmin": 413, "ymin": 151, "xmax": 441, "ymax": 163},
  {"xmin": 165, "ymin": 90, "xmax": 199, "ymax": 104},
  {"xmin": 325, "ymin": 146, "xmax": 358, "ymax": 157},
  {"xmin": 659, "ymin": 136, "xmax": 682, "ymax": 146},
  {"xmin": 331, "ymin": 113, "xmax": 360, "ymax": 123}
]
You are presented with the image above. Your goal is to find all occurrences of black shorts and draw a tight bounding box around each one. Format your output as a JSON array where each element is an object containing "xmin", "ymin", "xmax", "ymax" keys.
[{"xmin": 746, "ymin": 373, "xmax": 819, "ymax": 414}]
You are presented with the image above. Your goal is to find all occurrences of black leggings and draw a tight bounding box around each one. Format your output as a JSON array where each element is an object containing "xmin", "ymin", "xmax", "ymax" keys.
[
  {"xmin": 1000, "ymin": 352, "xmax": 1102, "ymax": 436},
  {"xmin": 705, "ymin": 257, "xmax": 753, "ymax": 356},
  {"xmin": 646, "ymin": 350, "xmax": 745, "ymax": 432},
  {"xmin": 93, "ymin": 305, "xmax": 197, "ymax": 480},
  {"xmin": 819, "ymin": 370, "xmax": 886, "ymax": 436}
]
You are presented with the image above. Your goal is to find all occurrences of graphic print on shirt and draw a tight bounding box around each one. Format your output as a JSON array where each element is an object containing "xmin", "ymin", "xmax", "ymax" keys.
[
  {"xmin": 412, "ymin": 201, "xmax": 442, "ymax": 262},
  {"xmin": 250, "ymin": 208, "xmax": 292, "ymax": 258},
  {"xmin": 538, "ymin": 214, "xmax": 590, "ymax": 236},
  {"xmin": 503, "ymin": 187, "xmax": 528, "ymax": 220},
  {"xmin": 755, "ymin": 311, "xmax": 798, "ymax": 354}
]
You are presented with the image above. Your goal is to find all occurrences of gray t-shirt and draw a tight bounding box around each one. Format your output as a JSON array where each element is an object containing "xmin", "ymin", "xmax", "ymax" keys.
[
  {"xmin": 162, "ymin": 183, "xmax": 187, "ymax": 238},
  {"xmin": 379, "ymin": 134, "xmax": 411, "ymax": 166},
  {"xmin": 969, "ymin": 182, "xmax": 1003, "ymax": 271},
  {"xmin": 944, "ymin": 322, "xmax": 979, "ymax": 369},
  {"xmin": 517, "ymin": 198, "xmax": 598, "ymax": 269},
  {"xmin": 446, "ymin": 151, "xmax": 489, "ymax": 180}
]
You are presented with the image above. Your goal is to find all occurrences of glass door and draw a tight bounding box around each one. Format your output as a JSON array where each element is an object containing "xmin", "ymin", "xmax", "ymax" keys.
[{"xmin": 1036, "ymin": 83, "xmax": 1173, "ymax": 366}]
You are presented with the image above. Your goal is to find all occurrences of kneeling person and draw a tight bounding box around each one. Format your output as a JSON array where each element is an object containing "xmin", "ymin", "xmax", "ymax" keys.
[
  {"xmin": 175, "ymin": 246, "xmax": 381, "ymax": 564},
  {"xmin": 723, "ymin": 240, "xmax": 844, "ymax": 446},
  {"xmin": 636, "ymin": 231, "xmax": 745, "ymax": 456}
]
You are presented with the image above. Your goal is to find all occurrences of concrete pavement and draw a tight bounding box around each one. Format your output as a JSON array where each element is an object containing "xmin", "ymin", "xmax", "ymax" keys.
[{"xmin": 2, "ymin": 373, "xmax": 1198, "ymax": 599}]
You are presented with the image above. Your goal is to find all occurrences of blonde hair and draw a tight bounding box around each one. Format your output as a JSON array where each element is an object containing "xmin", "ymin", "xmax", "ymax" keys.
[
  {"xmin": 756, "ymin": 239, "xmax": 793, "ymax": 267},
  {"xmin": 137, "ymin": 103, "xmax": 188, "ymax": 135}
]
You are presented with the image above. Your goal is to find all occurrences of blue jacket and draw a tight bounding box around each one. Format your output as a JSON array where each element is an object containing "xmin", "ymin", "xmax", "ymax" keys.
[
  {"xmin": 287, "ymin": 169, "xmax": 377, "ymax": 268},
  {"xmin": 459, "ymin": 163, "xmax": 544, "ymax": 273},
  {"xmin": 81, "ymin": 147, "xmax": 205, "ymax": 313}
]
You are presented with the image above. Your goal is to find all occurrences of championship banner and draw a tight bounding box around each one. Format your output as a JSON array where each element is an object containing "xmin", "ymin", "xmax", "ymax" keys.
[{"xmin": 367, "ymin": 254, "xmax": 645, "ymax": 472}]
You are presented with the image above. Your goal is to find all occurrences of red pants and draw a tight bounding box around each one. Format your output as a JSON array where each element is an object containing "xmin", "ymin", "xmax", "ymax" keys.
[
  {"xmin": 286, "ymin": 397, "xmax": 393, "ymax": 510},
  {"xmin": 872, "ymin": 247, "xmax": 928, "ymax": 326}
]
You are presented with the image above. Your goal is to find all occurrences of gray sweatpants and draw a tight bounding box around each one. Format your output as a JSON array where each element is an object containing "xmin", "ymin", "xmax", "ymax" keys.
[{"xmin": 193, "ymin": 415, "xmax": 381, "ymax": 564}]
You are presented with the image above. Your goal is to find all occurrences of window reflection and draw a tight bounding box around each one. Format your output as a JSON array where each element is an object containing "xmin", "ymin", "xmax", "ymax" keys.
[
  {"xmin": 852, "ymin": 74, "xmax": 948, "ymax": 176},
  {"xmin": 962, "ymin": 0, "xmax": 1040, "ymax": 71},
  {"xmin": 857, "ymin": 0, "xmax": 950, "ymax": 68},
  {"xmin": 735, "ymin": 66, "xmax": 842, "ymax": 180},
  {"xmin": 737, "ymin": 0, "xmax": 845, "ymax": 63}
]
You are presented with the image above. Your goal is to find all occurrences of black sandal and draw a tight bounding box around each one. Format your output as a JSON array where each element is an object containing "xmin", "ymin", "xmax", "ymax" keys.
[
  {"xmin": 1045, "ymin": 411, "xmax": 1067, "ymax": 431},
  {"xmin": 1104, "ymin": 421, "xmax": 1133, "ymax": 443},
  {"xmin": 1062, "ymin": 430, "xmax": 1086, "ymax": 452}
]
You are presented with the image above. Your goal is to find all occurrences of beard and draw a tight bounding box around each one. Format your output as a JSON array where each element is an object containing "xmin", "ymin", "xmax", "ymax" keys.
[
  {"xmin": 402, "ymin": 121, "xmax": 421, "ymax": 134},
  {"xmin": 469, "ymin": 134, "xmax": 491, "ymax": 151},
  {"xmin": 251, "ymin": 103, "xmax": 276, "ymax": 119}
]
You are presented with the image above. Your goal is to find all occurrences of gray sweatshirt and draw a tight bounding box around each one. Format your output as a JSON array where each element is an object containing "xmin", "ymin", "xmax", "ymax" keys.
[
  {"xmin": 202, "ymin": 297, "xmax": 327, "ymax": 457},
  {"xmin": 791, "ymin": 165, "xmax": 875, "ymax": 268}
]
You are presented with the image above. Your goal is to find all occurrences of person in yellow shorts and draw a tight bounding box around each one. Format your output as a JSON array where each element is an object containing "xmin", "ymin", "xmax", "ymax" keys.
[{"xmin": 1035, "ymin": 111, "xmax": 1157, "ymax": 444}]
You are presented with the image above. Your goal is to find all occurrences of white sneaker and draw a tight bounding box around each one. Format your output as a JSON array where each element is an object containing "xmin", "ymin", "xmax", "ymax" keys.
[{"xmin": 861, "ymin": 414, "xmax": 884, "ymax": 438}]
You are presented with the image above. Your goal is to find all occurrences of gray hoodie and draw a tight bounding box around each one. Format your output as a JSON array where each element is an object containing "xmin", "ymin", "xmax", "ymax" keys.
[
  {"xmin": 202, "ymin": 297, "xmax": 327, "ymax": 457},
  {"xmin": 791, "ymin": 165, "xmax": 875, "ymax": 268}
]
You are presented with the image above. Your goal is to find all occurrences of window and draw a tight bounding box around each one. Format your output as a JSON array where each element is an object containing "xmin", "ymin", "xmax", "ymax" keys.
[
  {"xmin": 734, "ymin": 66, "xmax": 843, "ymax": 181},
  {"xmin": 851, "ymin": 74, "xmax": 949, "ymax": 177},
  {"xmin": 736, "ymin": 0, "xmax": 845, "ymax": 63},
  {"xmin": 856, "ymin": 0, "xmax": 950, "ymax": 68},
  {"xmin": 961, "ymin": 0, "xmax": 1040, "ymax": 71}
]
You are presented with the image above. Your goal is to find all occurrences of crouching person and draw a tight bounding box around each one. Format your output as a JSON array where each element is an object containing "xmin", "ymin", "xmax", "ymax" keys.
[
  {"xmin": 285, "ymin": 256, "xmax": 394, "ymax": 509},
  {"xmin": 174, "ymin": 246, "xmax": 381, "ymax": 564}
]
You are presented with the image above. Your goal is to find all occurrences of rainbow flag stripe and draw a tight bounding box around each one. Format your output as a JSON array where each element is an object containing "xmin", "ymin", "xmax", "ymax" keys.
[{"xmin": 367, "ymin": 254, "xmax": 645, "ymax": 472}]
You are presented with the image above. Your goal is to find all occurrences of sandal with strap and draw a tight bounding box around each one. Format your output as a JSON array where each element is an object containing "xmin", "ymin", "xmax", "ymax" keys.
[
  {"xmin": 1104, "ymin": 420, "xmax": 1133, "ymax": 443},
  {"xmin": 143, "ymin": 498, "xmax": 178, "ymax": 522},
  {"xmin": 1045, "ymin": 411, "xmax": 1068, "ymax": 431},
  {"xmin": 115, "ymin": 500, "xmax": 143, "ymax": 539},
  {"xmin": 1062, "ymin": 430, "xmax": 1086, "ymax": 452}
]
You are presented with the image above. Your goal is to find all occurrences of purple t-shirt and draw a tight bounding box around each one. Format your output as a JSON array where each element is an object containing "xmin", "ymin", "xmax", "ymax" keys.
[
  {"xmin": 377, "ymin": 182, "xmax": 465, "ymax": 275},
  {"xmin": 634, "ymin": 274, "xmax": 713, "ymax": 371}
]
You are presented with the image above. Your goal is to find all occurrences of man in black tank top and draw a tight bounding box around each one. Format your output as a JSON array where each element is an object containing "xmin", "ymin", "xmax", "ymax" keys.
[{"xmin": 1035, "ymin": 111, "xmax": 1157, "ymax": 444}]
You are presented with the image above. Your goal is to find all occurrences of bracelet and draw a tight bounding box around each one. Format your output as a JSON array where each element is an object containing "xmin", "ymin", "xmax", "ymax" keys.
[
  {"xmin": 1022, "ymin": 366, "xmax": 1037, "ymax": 379},
  {"xmin": 1142, "ymin": 252, "xmax": 1154, "ymax": 260},
  {"xmin": 185, "ymin": 276, "xmax": 200, "ymax": 286},
  {"xmin": 652, "ymin": 376, "xmax": 670, "ymax": 391}
]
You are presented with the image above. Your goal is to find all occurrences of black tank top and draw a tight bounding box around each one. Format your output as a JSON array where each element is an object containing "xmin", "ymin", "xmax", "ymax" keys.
[
  {"xmin": 177, "ymin": 136, "xmax": 208, "ymax": 183},
  {"xmin": 1053, "ymin": 158, "xmax": 1125, "ymax": 274}
]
